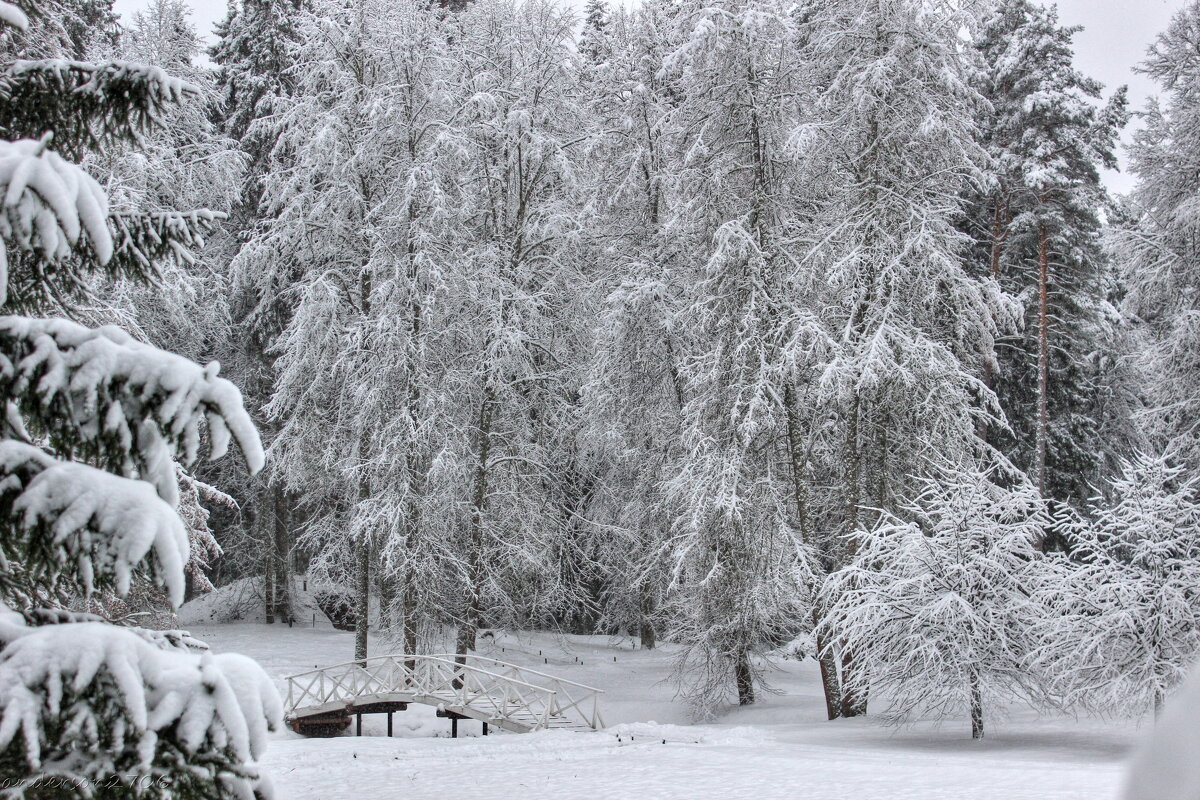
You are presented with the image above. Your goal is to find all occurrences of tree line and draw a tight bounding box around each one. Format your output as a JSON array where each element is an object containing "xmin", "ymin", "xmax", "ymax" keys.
[{"xmin": 6, "ymin": 0, "xmax": 1200, "ymax": 755}]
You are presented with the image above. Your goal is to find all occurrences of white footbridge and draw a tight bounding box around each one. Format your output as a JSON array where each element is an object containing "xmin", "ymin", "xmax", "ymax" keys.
[{"xmin": 284, "ymin": 653, "xmax": 605, "ymax": 736}]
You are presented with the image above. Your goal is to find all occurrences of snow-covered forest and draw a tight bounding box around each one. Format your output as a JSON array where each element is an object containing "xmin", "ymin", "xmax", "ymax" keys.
[{"xmin": 2, "ymin": 0, "xmax": 1200, "ymax": 795}]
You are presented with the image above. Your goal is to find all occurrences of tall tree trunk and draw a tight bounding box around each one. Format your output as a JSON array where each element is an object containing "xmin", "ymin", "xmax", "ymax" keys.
[
  {"xmin": 272, "ymin": 485, "xmax": 291, "ymax": 623},
  {"xmin": 838, "ymin": 396, "xmax": 868, "ymax": 718},
  {"xmin": 638, "ymin": 588, "xmax": 656, "ymax": 650},
  {"xmin": 403, "ymin": 572, "xmax": 418, "ymax": 655},
  {"xmin": 1035, "ymin": 215, "xmax": 1050, "ymax": 499},
  {"xmin": 989, "ymin": 193, "xmax": 1008, "ymax": 281},
  {"xmin": 970, "ymin": 670, "xmax": 984, "ymax": 740},
  {"xmin": 784, "ymin": 383, "xmax": 841, "ymax": 720},
  {"xmin": 456, "ymin": 385, "xmax": 494, "ymax": 661},
  {"xmin": 354, "ymin": 267, "xmax": 374, "ymax": 665},
  {"xmin": 262, "ymin": 492, "xmax": 275, "ymax": 625},
  {"xmin": 353, "ymin": 534, "xmax": 370, "ymax": 665},
  {"xmin": 734, "ymin": 649, "xmax": 755, "ymax": 706},
  {"xmin": 401, "ymin": 495, "xmax": 422, "ymax": 659},
  {"xmin": 379, "ymin": 570, "xmax": 397, "ymax": 631}
]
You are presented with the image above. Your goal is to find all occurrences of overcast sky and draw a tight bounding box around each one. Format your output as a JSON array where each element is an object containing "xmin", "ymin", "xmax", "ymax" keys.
[{"xmin": 111, "ymin": 0, "xmax": 1193, "ymax": 194}]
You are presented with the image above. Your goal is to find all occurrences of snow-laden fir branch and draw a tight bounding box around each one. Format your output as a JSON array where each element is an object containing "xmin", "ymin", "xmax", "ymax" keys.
[
  {"xmin": 0, "ymin": 440, "xmax": 188, "ymax": 607},
  {"xmin": 0, "ymin": 316, "xmax": 264, "ymax": 508}
]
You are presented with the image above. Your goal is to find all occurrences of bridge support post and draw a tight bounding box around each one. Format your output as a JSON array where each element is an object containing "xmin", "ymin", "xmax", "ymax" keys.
[
  {"xmin": 388, "ymin": 712, "xmax": 393, "ymax": 737},
  {"xmin": 483, "ymin": 722, "xmax": 489, "ymax": 736},
  {"xmin": 356, "ymin": 714, "xmax": 362, "ymax": 737},
  {"xmin": 451, "ymin": 717, "xmax": 459, "ymax": 739}
]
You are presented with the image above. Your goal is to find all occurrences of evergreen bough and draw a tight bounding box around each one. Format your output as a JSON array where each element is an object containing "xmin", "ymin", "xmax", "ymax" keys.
[{"xmin": 0, "ymin": 2, "xmax": 279, "ymax": 797}]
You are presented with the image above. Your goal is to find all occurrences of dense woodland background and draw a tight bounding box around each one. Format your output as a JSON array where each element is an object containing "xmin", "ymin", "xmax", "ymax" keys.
[{"xmin": 4, "ymin": 1, "xmax": 1200, "ymax": 791}]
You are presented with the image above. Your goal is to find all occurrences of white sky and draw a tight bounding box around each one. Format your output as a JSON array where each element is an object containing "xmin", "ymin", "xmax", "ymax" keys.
[{"xmin": 112, "ymin": 0, "xmax": 1193, "ymax": 194}]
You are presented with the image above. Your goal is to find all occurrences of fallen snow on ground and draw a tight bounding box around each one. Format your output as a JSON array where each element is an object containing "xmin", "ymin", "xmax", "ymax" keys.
[
  {"xmin": 178, "ymin": 575, "xmax": 335, "ymax": 627},
  {"xmin": 185, "ymin": 623, "xmax": 1137, "ymax": 800}
]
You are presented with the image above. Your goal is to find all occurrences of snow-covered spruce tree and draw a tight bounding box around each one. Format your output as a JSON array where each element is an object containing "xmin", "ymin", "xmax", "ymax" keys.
[
  {"xmin": 0, "ymin": 3, "xmax": 279, "ymax": 796},
  {"xmin": 820, "ymin": 468, "xmax": 1051, "ymax": 739},
  {"xmin": 967, "ymin": 0, "xmax": 1129, "ymax": 519},
  {"xmin": 0, "ymin": 0, "xmax": 117, "ymax": 62},
  {"xmin": 210, "ymin": 0, "xmax": 310, "ymax": 625},
  {"xmin": 1031, "ymin": 453, "xmax": 1200, "ymax": 717},
  {"xmin": 1112, "ymin": 0, "xmax": 1200, "ymax": 472},
  {"xmin": 792, "ymin": 0, "xmax": 1002, "ymax": 718}
]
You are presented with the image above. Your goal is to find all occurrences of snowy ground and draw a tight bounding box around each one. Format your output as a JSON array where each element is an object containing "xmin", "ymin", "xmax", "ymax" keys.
[{"xmin": 187, "ymin": 622, "xmax": 1140, "ymax": 800}]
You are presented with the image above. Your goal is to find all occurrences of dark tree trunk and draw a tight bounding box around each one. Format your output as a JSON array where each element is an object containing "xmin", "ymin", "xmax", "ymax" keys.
[
  {"xmin": 271, "ymin": 485, "xmax": 291, "ymax": 623},
  {"xmin": 1035, "ymin": 214, "xmax": 1050, "ymax": 500},
  {"xmin": 354, "ymin": 536, "xmax": 370, "ymax": 665},
  {"xmin": 263, "ymin": 494, "xmax": 275, "ymax": 625},
  {"xmin": 970, "ymin": 670, "xmax": 984, "ymax": 740},
  {"xmin": 813, "ymin": 609, "xmax": 841, "ymax": 721},
  {"xmin": 456, "ymin": 386, "xmax": 494, "ymax": 662},
  {"xmin": 734, "ymin": 649, "xmax": 755, "ymax": 706},
  {"xmin": 839, "ymin": 648, "xmax": 868, "ymax": 718},
  {"xmin": 639, "ymin": 589, "xmax": 656, "ymax": 650},
  {"xmin": 783, "ymin": 382, "xmax": 841, "ymax": 720}
]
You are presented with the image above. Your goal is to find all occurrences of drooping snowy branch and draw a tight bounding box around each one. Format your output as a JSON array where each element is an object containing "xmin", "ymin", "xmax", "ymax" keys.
[
  {"xmin": 0, "ymin": 316, "xmax": 264, "ymax": 507},
  {"xmin": 819, "ymin": 469, "xmax": 1053, "ymax": 738},
  {"xmin": 0, "ymin": 59, "xmax": 196, "ymax": 159},
  {"xmin": 0, "ymin": 440, "xmax": 189, "ymax": 607},
  {"xmin": 1030, "ymin": 453, "xmax": 1200, "ymax": 715},
  {"xmin": 0, "ymin": 620, "xmax": 280, "ymax": 798},
  {"xmin": 0, "ymin": 138, "xmax": 112, "ymax": 305}
]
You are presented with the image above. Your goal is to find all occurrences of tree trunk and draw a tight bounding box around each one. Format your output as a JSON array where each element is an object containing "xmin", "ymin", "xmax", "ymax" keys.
[
  {"xmin": 262, "ymin": 492, "xmax": 275, "ymax": 625},
  {"xmin": 970, "ymin": 670, "xmax": 984, "ymax": 739},
  {"xmin": 379, "ymin": 570, "xmax": 397, "ymax": 632},
  {"xmin": 354, "ymin": 536, "xmax": 370, "ymax": 665},
  {"xmin": 638, "ymin": 589, "xmax": 656, "ymax": 650},
  {"xmin": 839, "ymin": 647, "xmax": 868, "ymax": 718},
  {"xmin": 989, "ymin": 193, "xmax": 1008, "ymax": 281},
  {"xmin": 456, "ymin": 386, "xmax": 494, "ymax": 662},
  {"xmin": 1035, "ymin": 215, "xmax": 1050, "ymax": 499},
  {"xmin": 403, "ymin": 574, "xmax": 418, "ymax": 655},
  {"xmin": 272, "ymin": 485, "xmax": 291, "ymax": 623},
  {"xmin": 784, "ymin": 382, "xmax": 841, "ymax": 719},
  {"xmin": 813, "ymin": 609, "xmax": 841, "ymax": 721},
  {"xmin": 837, "ymin": 392, "xmax": 870, "ymax": 718},
  {"xmin": 734, "ymin": 649, "xmax": 755, "ymax": 706}
]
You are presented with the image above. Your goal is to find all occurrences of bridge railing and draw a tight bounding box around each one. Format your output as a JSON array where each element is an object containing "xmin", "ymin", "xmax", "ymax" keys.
[
  {"xmin": 285, "ymin": 654, "xmax": 567, "ymax": 730},
  {"xmin": 431, "ymin": 653, "xmax": 606, "ymax": 730}
]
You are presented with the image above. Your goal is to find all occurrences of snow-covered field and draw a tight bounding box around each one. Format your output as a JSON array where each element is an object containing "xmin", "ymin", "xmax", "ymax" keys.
[{"xmin": 189, "ymin": 623, "xmax": 1139, "ymax": 800}]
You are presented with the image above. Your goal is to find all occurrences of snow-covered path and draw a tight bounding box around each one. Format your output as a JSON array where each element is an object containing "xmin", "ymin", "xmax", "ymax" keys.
[{"xmin": 190, "ymin": 623, "xmax": 1135, "ymax": 800}]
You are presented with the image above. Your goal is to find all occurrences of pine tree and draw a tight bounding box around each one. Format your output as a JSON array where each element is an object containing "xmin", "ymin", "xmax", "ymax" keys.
[
  {"xmin": 0, "ymin": 2, "xmax": 278, "ymax": 796},
  {"xmin": 579, "ymin": 0, "xmax": 608, "ymax": 64},
  {"xmin": 968, "ymin": 0, "xmax": 1129, "ymax": 521}
]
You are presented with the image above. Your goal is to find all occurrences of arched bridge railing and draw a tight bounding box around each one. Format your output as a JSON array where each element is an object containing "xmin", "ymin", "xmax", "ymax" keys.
[{"xmin": 284, "ymin": 654, "xmax": 605, "ymax": 733}]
